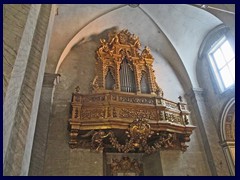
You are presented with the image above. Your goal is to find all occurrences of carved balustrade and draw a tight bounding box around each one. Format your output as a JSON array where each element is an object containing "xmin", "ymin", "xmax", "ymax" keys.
[{"xmin": 68, "ymin": 29, "xmax": 196, "ymax": 153}]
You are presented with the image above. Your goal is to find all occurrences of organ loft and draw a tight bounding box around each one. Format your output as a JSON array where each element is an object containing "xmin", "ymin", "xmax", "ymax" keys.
[{"xmin": 68, "ymin": 30, "xmax": 196, "ymax": 157}]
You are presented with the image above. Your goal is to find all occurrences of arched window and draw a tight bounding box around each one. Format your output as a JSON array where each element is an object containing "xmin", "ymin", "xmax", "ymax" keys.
[
  {"xmin": 199, "ymin": 24, "xmax": 235, "ymax": 94},
  {"xmin": 208, "ymin": 36, "xmax": 235, "ymax": 92}
]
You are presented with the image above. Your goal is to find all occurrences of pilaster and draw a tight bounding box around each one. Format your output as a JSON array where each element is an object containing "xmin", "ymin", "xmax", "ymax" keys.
[
  {"xmin": 28, "ymin": 73, "xmax": 60, "ymax": 175},
  {"xmin": 185, "ymin": 88, "xmax": 230, "ymax": 176}
]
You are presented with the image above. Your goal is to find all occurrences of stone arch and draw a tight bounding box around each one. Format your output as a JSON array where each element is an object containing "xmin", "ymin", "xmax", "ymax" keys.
[
  {"xmin": 196, "ymin": 24, "xmax": 233, "ymax": 94},
  {"xmin": 54, "ymin": 5, "xmax": 193, "ymax": 93},
  {"xmin": 220, "ymin": 98, "xmax": 235, "ymax": 175}
]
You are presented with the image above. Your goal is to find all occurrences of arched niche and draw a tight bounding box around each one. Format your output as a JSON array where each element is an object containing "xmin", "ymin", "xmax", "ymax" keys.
[
  {"xmin": 220, "ymin": 98, "xmax": 235, "ymax": 175},
  {"xmin": 140, "ymin": 71, "xmax": 150, "ymax": 94},
  {"xmin": 105, "ymin": 66, "xmax": 115, "ymax": 90}
]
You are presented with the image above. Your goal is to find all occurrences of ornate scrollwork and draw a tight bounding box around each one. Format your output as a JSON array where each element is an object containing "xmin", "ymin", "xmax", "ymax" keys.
[
  {"xmin": 118, "ymin": 96, "xmax": 154, "ymax": 104},
  {"xmin": 110, "ymin": 156, "xmax": 142, "ymax": 176},
  {"xmin": 68, "ymin": 91, "xmax": 195, "ymax": 152},
  {"xmin": 88, "ymin": 119, "xmax": 180, "ymax": 154},
  {"xmin": 91, "ymin": 75, "xmax": 99, "ymax": 92},
  {"xmin": 91, "ymin": 130, "xmax": 111, "ymax": 151},
  {"xmin": 98, "ymin": 39, "xmax": 114, "ymax": 56},
  {"xmin": 81, "ymin": 108, "xmax": 105, "ymax": 120},
  {"xmin": 94, "ymin": 29, "xmax": 162, "ymax": 95},
  {"xmin": 141, "ymin": 46, "xmax": 153, "ymax": 59},
  {"xmin": 119, "ymin": 108, "xmax": 157, "ymax": 120},
  {"xmin": 68, "ymin": 29, "xmax": 196, "ymax": 153}
]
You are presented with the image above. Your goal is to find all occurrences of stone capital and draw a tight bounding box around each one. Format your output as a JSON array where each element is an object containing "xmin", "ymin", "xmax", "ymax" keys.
[
  {"xmin": 42, "ymin": 73, "xmax": 60, "ymax": 87},
  {"xmin": 185, "ymin": 87, "xmax": 206, "ymax": 102}
]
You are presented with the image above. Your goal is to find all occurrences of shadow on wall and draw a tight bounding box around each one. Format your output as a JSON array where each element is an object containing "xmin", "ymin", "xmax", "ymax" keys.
[
  {"xmin": 55, "ymin": 26, "xmax": 119, "ymax": 99},
  {"xmin": 72, "ymin": 26, "xmax": 119, "ymax": 51}
]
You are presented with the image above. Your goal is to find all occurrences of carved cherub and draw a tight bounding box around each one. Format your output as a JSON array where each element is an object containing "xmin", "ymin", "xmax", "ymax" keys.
[
  {"xmin": 131, "ymin": 35, "xmax": 141, "ymax": 50},
  {"xmin": 91, "ymin": 130, "xmax": 111, "ymax": 151},
  {"xmin": 111, "ymin": 158, "xmax": 120, "ymax": 175},
  {"xmin": 162, "ymin": 133, "xmax": 174, "ymax": 148},
  {"xmin": 99, "ymin": 39, "xmax": 113, "ymax": 56},
  {"xmin": 132, "ymin": 159, "xmax": 142, "ymax": 175},
  {"xmin": 109, "ymin": 32, "xmax": 119, "ymax": 46},
  {"xmin": 141, "ymin": 46, "xmax": 153, "ymax": 59},
  {"xmin": 91, "ymin": 75, "xmax": 99, "ymax": 92},
  {"xmin": 155, "ymin": 81, "xmax": 164, "ymax": 97}
]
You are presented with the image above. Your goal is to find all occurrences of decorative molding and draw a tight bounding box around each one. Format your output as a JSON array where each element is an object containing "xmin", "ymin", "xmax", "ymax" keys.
[
  {"xmin": 92, "ymin": 29, "xmax": 163, "ymax": 96},
  {"xmin": 220, "ymin": 98, "xmax": 235, "ymax": 141},
  {"xmin": 42, "ymin": 73, "xmax": 61, "ymax": 87},
  {"xmin": 110, "ymin": 156, "xmax": 142, "ymax": 176},
  {"xmin": 68, "ymin": 30, "xmax": 196, "ymax": 154}
]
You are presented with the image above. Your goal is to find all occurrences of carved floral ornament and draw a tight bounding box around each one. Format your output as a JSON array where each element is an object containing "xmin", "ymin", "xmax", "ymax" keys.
[
  {"xmin": 68, "ymin": 29, "xmax": 196, "ymax": 154},
  {"xmin": 110, "ymin": 156, "xmax": 142, "ymax": 176}
]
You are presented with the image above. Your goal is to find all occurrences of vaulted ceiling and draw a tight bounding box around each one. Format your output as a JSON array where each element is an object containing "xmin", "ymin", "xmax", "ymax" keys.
[{"xmin": 46, "ymin": 4, "xmax": 235, "ymax": 91}]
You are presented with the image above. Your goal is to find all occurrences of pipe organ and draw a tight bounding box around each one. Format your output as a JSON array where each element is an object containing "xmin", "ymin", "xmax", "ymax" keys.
[{"xmin": 68, "ymin": 29, "xmax": 196, "ymax": 154}]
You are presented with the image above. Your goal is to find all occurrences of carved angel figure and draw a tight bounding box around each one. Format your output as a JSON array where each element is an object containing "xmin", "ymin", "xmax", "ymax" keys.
[
  {"xmin": 91, "ymin": 130, "xmax": 111, "ymax": 151},
  {"xmin": 155, "ymin": 81, "xmax": 164, "ymax": 97},
  {"xmin": 109, "ymin": 33, "xmax": 119, "ymax": 46},
  {"xmin": 91, "ymin": 75, "xmax": 99, "ymax": 92},
  {"xmin": 141, "ymin": 46, "xmax": 153, "ymax": 59},
  {"xmin": 98, "ymin": 39, "xmax": 113, "ymax": 56},
  {"xmin": 162, "ymin": 133, "xmax": 174, "ymax": 148},
  {"xmin": 131, "ymin": 159, "xmax": 142, "ymax": 175},
  {"xmin": 111, "ymin": 158, "xmax": 120, "ymax": 175}
]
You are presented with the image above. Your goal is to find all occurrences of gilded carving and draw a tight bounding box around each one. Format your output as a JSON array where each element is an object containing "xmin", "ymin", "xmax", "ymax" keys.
[
  {"xmin": 94, "ymin": 29, "xmax": 162, "ymax": 96},
  {"xmin": 81, "ymin": 108, "xmax": 105, "ymax": 120},
  {"xmin": 106, "ymin": 120, "xmax": 179, "ymax": 154},
  {"xmin": 68, "ymin": 90, "xmax": 195, "ymax": 152},
  {"xmin": 141, "ymin": 46, "xmax": 153, "ymax": 59},
  {"xmin": 165, "ymin": 101, "xmax": 178, "ymax": 110},
  {"xmin": 91, "ymin": 75, "xmax": 100, "ymax": 92},
  {"xmin": 118, "ymin": 96, "xmax": 154, "ymax": 104},
  {"xmin": 119, "ymin": 108, "xmax": 156, "ymax": 120},
  {"xmin": 110, "ymin": 157, "xmax": 142, "ymax": 176},
  {"xmin": 98, "ymin": 39, "xmax": 113, "ymax": 56},
  {"xmin": 82, "ymin": 95, "xmax": 105, "ymax": 103},
  {"xmin": 159, "ymin": 111, "xmax": 165, "ymax": 121},
  {"xmin": 91, "ymin": 130, "xmax": 111, "ymax": 151},
  {"xmin": 68, "ymin": 29, "xmax": 196, "ymax": 153}
]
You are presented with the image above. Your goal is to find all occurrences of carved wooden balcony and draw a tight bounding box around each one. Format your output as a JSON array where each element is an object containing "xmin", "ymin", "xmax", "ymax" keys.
[
  {"xmin": 68, "ymin": 91, "xmax": 195, "ymax": 153},
  {"xmin": 68, "ymin": 29, "xmax": 196, "ymax": 154}
]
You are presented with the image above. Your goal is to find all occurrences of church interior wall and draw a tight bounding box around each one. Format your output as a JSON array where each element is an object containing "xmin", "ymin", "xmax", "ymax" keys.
[
  {"xmin": 42, "ymin": 34, "xmax": 211, "ymax": 175},
  {"xmin": 3, "ymin": 4, "xmax": 235, "ymax": 176},
  {"xmin": 3, "ymin": 4, "xmax": 31, "ymax": 99}
]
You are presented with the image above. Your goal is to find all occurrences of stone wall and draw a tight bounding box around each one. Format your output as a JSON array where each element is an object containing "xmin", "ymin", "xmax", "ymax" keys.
[
  {"xmin": 197, "ymin": 56, "xmax": 235, "ymax": 135},
  {"xmin": 3, "ymin": 4, "xmax": 31, "ymax": 99},
  {"xmin": 3, "ymin": 4, "xmax": 234, "ymax": 176},
  {"xmin": 143, "ymin": 152, "xmax": 163, "ymax": 176},
  {"xmin": 43, "ymin": 32, "xmax": 210, "ymax": 175},
  {"xmin": 43, "ymin": 40, "xmax": 98, "ymax": 175},
  {"xmin": 3, "ymin": 4, "xmax": 53, "ymax": 175},
  {"xmin": 28, "ymin": 74, "xmax": 60, "ymax": 175},
  {"xmin": 194, "ymin": 55, "xmax": 235, "ymax": 176}
]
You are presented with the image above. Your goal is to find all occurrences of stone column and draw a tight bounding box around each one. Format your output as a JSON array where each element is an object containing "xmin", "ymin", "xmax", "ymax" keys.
[
  {"xmin": 3, "ymin": 4, "xmax": 56, "ymax": 175},
  {"xmin": 28, "ymin": 73, "xmax": 60, "ymax": 176},
  {"xmin": 185, "ymin": 88, "xmax": 230, "ymax": 176}
]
